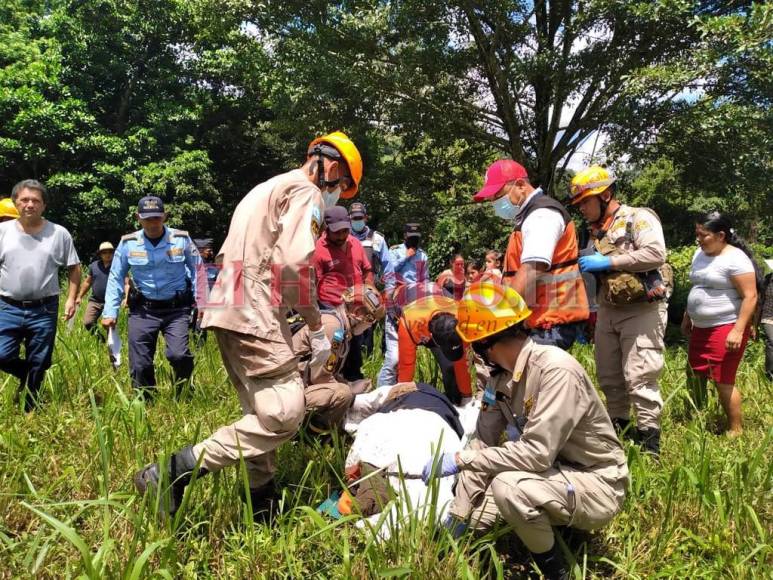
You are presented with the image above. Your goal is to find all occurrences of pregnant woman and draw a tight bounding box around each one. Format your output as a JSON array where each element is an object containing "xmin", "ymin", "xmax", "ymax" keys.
[{"xmin": 681, "ymin": 212, "xmax": 760, "ymax": 435}]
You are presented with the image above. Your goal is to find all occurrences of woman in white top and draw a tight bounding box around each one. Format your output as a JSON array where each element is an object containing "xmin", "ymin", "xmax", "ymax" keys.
[{"xmin": 681, "ymin": 212, "xmax": 759, "ymax": 435}]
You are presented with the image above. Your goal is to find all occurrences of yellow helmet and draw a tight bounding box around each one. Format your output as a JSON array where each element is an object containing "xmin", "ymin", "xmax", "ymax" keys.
[
  {"xmin": 456, "ymin": 281, "xmax": 531, "ymax": 343},
  {"xmin": 308, "ymin": 131, "xmax": 363, "ymax": 199},
  {"xmin": 568, "ymin": 165, "xmax": 616, "ymax": 205},
  {"xmin": 0, "ymin": 198, "xmax": 19, "ymax": 220}
]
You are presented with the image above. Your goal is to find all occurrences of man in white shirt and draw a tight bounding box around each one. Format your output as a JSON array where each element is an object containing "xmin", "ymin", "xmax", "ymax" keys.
[{"xmin": 473, "ymin": 160, "xmax": 589, "ymax": 350}]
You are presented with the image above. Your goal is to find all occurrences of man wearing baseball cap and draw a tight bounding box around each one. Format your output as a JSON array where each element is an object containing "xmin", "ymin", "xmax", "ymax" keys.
[
  {"xmin": 76, "ymin": 241, "xmax": 122, "ymax": 336},
  {"xmin": 378, "ymin": 222, "xmax": 431, "ymax": 387},
  {"xmin": 101, "ymin": 196, "xmax": 201, "ymax": 396},
  {"xmin": 313, "ymin": 206, "xmax": 374, "ymax": 309},
  {"xmin": 346, "ymin": 202, "xmax": 391, "ymax": 379},
  {"xmin": 473, "ymin": 160, "xmax": 588, "ymax": 350}
]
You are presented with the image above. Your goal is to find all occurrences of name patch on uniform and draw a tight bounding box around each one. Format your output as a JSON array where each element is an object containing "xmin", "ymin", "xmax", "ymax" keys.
[
  {"xmin": 129, "ymin": 251, "xmax": 147, "ymax": 257},
  {"xmin": 167, "ymin": 248, "xmax": 184, "ymax": 257}
]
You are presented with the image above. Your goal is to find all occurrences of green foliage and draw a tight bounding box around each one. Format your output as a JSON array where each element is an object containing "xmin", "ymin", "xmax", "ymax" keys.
[{"xmin": 0, "ymin": 306, "xmax": 771, "ymax": 577}]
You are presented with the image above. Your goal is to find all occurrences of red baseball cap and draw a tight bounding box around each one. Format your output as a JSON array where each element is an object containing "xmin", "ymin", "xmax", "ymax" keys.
[{"xmin": 473, "ymin": 160, "xmax": 529, "ymax": 202}]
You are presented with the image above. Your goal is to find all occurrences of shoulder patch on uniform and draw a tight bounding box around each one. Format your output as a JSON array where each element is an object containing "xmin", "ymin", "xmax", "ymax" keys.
[
  {"xmin": 172, "ymin": 229, "xmax": 190, "ymax": 237},
  {"xmin": 121, "ymin": 232, "xmax": 140, "ymax": 242},
  {"xmin": 311, "ymin": 204, "xmax": 323, "ymax": 238},
  {"xmin": 634, "ymin": 219, "xmax": 652, "ymax": 233}
]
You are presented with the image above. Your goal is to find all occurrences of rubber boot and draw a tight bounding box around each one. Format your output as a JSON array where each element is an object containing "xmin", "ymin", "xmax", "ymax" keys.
[
  {"xmin": 134, "ymin": 445, "xmax": 208, "ymax": 515},
  {"xmin": 242, "ymin": 480, "xmax": 280, "ymax": 524},
  {"xmin": 531, "ymin": 543, "xmax": 570, "ymax": 580},
  {"xmin": 636, "ymin": 428, "xmax": 661, "ymax": 458},
  {"xmin": 611, "ymin": 417, "xmax": 634, "ymax": 441}
]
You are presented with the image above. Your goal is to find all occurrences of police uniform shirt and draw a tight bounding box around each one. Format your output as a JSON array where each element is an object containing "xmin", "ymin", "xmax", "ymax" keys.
[{"xmin": 103, "ymin": 226, "xmax": 201, "ymax": 319}]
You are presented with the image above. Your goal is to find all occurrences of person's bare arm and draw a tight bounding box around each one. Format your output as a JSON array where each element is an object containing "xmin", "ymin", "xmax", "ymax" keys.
[
  {"xmin": 63, "ymin": 265, "xmax": 82, "ymax": 320},
  {"xmin": 727, "ymin": 272, "xmax": 757, "ymax": 351}
]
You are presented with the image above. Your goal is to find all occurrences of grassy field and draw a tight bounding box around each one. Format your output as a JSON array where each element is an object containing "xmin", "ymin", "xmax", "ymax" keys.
[{"xmin": 0, "ymin": 310, "xmax": 771, "ymax": 579}]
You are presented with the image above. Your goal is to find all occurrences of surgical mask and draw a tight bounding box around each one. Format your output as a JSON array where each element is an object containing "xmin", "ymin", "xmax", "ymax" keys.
[
  {"xmin": 351, "ymin": 219, "xmax": 366, "ymax": 233},
  {"xmin": 322, "ymin": 186, "xmax": 342, "ymax": 208},
  {"xmin": 492, "ymin": 194, "xmax": 519, "ymax": 221}
]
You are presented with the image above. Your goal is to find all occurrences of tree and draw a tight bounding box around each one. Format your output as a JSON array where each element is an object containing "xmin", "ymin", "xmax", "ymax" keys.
[{"xmin": 252, "ymin": 0, "xmax": 730, "ymax": 193}]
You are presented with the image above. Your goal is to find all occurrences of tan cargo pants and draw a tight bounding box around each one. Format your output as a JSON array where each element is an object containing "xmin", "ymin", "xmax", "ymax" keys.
[
  {"xmin": 594, "ymin": 302, "xmax": 666, "ymax": 430},
  {"xmin": 192, "ymin": 329, "xmax": 306, "ymax": 488},
  {"xmin": 450, "ymin": 464, "xmax": 626, "ymax": 553},
  {"xmin": 304, "ymin": 381, "xmax": 354, "ymax": 429}
]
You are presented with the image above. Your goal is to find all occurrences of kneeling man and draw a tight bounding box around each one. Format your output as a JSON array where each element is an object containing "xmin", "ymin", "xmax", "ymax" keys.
[{"xmin": 423, "ymin": 282, "xmax": 628, "ymax": 580}]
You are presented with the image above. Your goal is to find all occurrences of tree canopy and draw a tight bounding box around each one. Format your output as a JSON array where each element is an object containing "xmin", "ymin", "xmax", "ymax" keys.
[{"xmin": 0, "ymin": 0, "xmax": 770, "ymax": 263}]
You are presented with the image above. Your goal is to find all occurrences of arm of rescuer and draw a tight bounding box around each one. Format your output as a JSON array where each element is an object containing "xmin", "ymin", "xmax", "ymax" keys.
[
  {"xmin": 271, "ymin": 182, "xmax": 324, "ymax": 331},
  {"xmin": 101, "ymin": 241, "xmax": 131, "ymax": 326},
  {"xmin": 456, "ymin": 365, "xmax": 590, "ymax": 474},
  {"xmin": 609, "ymin": 209, "xmax": 666, "ymax": 273}
]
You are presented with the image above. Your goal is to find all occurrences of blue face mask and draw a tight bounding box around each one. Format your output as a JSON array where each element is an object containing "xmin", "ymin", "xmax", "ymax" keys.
[
  {"xmin": 492, "ymin": 194, "xmax": 520, "ymax": 221},
  {"xmin": 351, "ymin": 219, "xmax": 366, "ymax": 233}
]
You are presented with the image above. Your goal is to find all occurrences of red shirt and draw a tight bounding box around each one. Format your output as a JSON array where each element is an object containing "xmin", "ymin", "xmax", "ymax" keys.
[{"xmin": 313, "ymin": 233, "xmax": 374, "ymax": 306}]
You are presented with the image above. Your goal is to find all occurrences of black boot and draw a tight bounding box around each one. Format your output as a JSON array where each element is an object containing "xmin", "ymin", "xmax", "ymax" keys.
[
  {"xmin": 134, "ymin": 445, "xmax": 208, "ymax": 515},
  {"xmin": 611, "ymin": 417, "xmax": 634, "ymax": 440},
  {"xmin": 531, "ymin": 543, "xmax": 570, "ymax": 580},
  {"xmin": 636, "ymin": 428, "xmax": 661, "ymax": 458},
  {"xmin": 242, "ymin": 480, "xmax": 281, "ymax": 524}
]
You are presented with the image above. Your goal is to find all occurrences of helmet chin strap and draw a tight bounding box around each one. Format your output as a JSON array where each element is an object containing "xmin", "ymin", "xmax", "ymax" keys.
[{"xmin": 312, "ymin": 145, "xmax": 341, "ymax": 190}]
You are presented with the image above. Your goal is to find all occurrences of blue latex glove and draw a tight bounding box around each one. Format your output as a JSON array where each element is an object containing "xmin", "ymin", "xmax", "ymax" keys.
[
  {"xmin": 422, "ymin": 452, "xmax": 460, "ymax": 484},
  {"xmin": 505, "ymin": 423, "xmax": 522, "ymax": 442},
  {"xmin": 442, "ymin": 514, "xmax": 469, "ymax": 538},
  {"xmin": 579, "ymin": 252, "xmax": 612, "ymax": 273}
]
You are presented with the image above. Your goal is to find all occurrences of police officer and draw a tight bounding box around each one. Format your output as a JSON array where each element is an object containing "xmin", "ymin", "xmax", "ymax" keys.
[
  {"xmin": 345, "ymin": 202, "xmax": 391, "ymax": 377},
  {"xmin": 101, "ymin": 196, "xmax": 201, "ymax": 396},
  {"xmin": 378, "ymin": 222, "xmax": 430, "ymax": 387},
  {"xmin": 569, "ymin": 166, "xmax": 669, "ymax": 455},
  {"xmin": 424, "ymin": 282, "xmax": 628, "ymax": 580},
  {"xmin": 191, "ymin": 238, "xmax": 219, "ymax": 346}
]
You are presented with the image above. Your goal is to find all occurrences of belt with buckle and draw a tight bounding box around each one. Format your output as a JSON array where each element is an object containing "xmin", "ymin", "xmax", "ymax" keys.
[{"xmin": 0, "ymin": 295, "xmax": 58, "ymax": 308}]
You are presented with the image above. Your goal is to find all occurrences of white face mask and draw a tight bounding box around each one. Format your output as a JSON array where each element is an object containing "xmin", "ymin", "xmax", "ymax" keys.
[{"xmin": 322, "ymin": 186, "xmax": 342, "ymax": 208}]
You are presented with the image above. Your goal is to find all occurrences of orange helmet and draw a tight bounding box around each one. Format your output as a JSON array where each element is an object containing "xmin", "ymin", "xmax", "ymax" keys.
[
  {"xmin": 308, "ymin": 131, "xmax": 363, "ymax": 199},
  {"xmin": 568, "ymin": 165, "xmax": 616, "ymax": 205},
  {"xmin": 456, "ymin": 281, "xmax": 531, "ymax": 343}
]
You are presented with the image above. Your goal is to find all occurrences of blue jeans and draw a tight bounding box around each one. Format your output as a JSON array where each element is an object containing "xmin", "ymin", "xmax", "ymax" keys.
[
  {"xmin": 529, "ymin": 321, "xmax": 584, "ymax": 351},
  {"xmin": 0, "ymin": 297, "xmax": 59, "ymax": 409},
  {"xmin": 377, "ymin": 316, "xmax": 399, "ymax": 387}
]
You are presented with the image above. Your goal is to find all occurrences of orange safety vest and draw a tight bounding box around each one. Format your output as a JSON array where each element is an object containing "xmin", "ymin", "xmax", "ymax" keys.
[{"xmin": 503, "ymin": 194, "xmax": 589, "ymax": 329}]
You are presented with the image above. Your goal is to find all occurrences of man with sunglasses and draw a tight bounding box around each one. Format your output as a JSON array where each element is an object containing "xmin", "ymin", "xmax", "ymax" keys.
[
  {"xmin": 423, "ymin": 282, "xmax": 628, "ymax": 580},
  {"xmin": 292, "ymin": 284, "xmax": 385, "ymax": 432}
]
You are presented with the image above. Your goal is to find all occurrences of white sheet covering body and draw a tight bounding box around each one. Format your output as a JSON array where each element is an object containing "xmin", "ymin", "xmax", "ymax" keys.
[{"xmin": 344, "ymin": 393, "xmax": 480, "ymax": 540}]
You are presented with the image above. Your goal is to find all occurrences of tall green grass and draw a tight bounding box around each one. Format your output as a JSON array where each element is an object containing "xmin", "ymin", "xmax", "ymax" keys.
[{"xmin": 0, "ymin": 309, "xmax": 770, "ymax": 578}]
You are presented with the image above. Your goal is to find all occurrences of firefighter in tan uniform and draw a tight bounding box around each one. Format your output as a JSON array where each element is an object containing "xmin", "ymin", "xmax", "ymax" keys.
[
  {"xmin": 133, "ymin": 132, "xmax": 364, "ymax": 519},
  {"xmin": 292, "ymin": 285, "xmax": 384, "ymax": 430},
  {"xmin": 423, "ymin": 282, "xmax": 628, "ymax": 580},
  {"xmin": 569, "ymin": 166, "xmax": 669, "ymax": 456}
]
